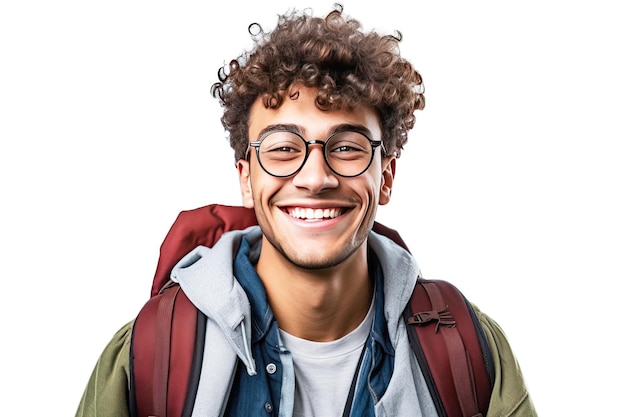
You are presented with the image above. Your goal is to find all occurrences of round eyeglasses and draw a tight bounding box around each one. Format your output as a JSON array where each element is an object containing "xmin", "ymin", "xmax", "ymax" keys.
[{"xmin": 248, "ymin": 129, "xmax": 384, "ymax": 178}]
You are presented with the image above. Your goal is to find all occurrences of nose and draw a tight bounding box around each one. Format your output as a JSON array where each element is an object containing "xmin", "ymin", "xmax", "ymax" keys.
[{"xmin": 291, "ymin": 145, "xmax": 339, "ymax": 192}]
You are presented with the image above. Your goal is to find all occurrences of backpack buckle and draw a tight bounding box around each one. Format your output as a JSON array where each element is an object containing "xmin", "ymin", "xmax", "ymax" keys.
[{"xmin": 407, "ymin": 306, "xmax": 456, "ymax": 332}]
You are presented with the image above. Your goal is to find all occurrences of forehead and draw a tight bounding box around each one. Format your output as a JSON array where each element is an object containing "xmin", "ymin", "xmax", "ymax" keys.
[{"xmin": 248, "ymin": 87, "xmax": 382, "ymax": 140}]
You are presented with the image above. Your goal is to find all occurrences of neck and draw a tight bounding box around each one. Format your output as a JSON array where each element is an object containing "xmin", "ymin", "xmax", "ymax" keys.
[{"xmin": 256, "ymin": 238, "xmax": 373, "ymax": 342}]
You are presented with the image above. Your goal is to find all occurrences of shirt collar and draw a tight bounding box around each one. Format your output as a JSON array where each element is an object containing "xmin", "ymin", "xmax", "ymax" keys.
[
  {"xmin": 233, "ymin": 232, "xmax": 273, "ymax": 342},
  {"xmin": 369, "ymin": 249, "xmax": 395, "ymax": 356}
]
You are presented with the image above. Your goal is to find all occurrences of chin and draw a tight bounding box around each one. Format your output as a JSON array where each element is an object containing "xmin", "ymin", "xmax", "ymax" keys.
[{"xmin": 282, "ymin": 244, "xmax": 359, "ymax": 271}]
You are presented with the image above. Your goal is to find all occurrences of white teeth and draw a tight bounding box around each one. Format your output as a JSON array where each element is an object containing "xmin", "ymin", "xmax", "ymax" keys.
[{"xmin": 288, "ymin": 207, "xmax": 341, "ymax": 220}]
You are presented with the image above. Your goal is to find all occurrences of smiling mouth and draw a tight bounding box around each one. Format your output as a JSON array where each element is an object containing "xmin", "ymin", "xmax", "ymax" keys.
[{"xmin": 286, "ymin": 207, "xmax": 344, "ymax": 220}]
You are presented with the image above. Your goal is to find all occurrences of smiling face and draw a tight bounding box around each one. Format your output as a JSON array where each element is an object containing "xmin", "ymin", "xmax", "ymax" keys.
[{"xmin": 238, "ymin": 86, "xmax": 395, "ymax": 270}]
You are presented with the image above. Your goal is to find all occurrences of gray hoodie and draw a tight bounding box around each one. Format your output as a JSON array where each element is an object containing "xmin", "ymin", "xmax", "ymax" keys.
[{"xmin": 171, "ymin": 225, "xmax": 438, "ymax": 417}]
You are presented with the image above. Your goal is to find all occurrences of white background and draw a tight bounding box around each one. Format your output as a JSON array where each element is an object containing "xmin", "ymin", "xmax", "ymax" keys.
[{"xmin": 1, "ymin": 1, "xmax": 624, "ymax": 415}]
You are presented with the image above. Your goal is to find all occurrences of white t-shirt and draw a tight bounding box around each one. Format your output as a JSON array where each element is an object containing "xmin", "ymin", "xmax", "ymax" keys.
[{"xmin": 279, "ymin": 302, "xmax": 374, "ymax": 417}]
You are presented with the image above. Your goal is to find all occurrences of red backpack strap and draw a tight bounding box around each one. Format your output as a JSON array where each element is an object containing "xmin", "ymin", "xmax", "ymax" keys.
[
  {"xmin": 374, "ymin": 221, "xmax": 493, "ymax": 416},
  {"xmin": 405, "ymin": 279, "xmax": 494, "ymax": 417},
  {"xmin": 130, "ymin": 285, "xmax": 204, "ymax": 417}
]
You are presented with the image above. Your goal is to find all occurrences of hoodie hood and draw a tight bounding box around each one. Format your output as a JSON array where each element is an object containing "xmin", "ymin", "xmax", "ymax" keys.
[{"xmin": 170, "ymin": 226, "xmax": 261, "ymax": 375}]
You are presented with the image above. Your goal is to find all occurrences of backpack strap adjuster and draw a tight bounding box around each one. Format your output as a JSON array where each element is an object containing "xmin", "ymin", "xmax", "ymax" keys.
[{"xmin": 407, "ymin": 306, "xmax": 456, "ymax": 332}]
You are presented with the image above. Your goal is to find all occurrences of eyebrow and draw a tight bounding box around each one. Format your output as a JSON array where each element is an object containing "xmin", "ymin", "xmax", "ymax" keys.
[
  {"xmin": 256, "ymin": 123, "xmax": 302, "ymax": 139},
  {"xmin": 255, "ymin": 123, "xmax": 374, "ymax": 140}
]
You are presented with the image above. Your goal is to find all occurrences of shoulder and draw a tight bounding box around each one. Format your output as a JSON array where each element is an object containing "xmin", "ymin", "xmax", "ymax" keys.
[
  {"xmin": 471, "ymin": 303, "xmax": 522, "ymax": 371},
  {"xmin": 471, "ymin": 303, "xmax": 522, "ymax": 375},
  {"xmin": 88, "ymin": 320, "xmax": 134, "ymax": 384},
  {"xmin": 99, "ymin": 320, "xmax": 133, "ymax": 370}
]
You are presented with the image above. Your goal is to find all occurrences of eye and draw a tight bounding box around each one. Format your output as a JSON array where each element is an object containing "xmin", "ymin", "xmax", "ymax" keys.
[
  {"xmin": 260, "ymin": 132, "xmax": 305, "ymax": 161},
  {"xmin": 331, "ymin": 143, "xmax": 366, "ymax": 153},
  {"xmin": 267, "ymin": 144, "xmax": 299, "ymax": 153},
  {"xmin": 327, "ymin": 133, "xmax": 370, "ymax": 160}
]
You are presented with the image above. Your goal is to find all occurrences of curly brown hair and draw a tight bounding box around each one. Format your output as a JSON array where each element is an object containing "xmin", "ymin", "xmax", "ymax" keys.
[{"xmin": 211, "ymin": 4, "xmax": 425, "ymax": 162}]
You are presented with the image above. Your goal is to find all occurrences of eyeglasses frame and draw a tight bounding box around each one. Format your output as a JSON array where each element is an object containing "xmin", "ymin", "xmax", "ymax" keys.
[{"xmin": 247, "ymin": 129, "xmax": 385, "ymax": 178}]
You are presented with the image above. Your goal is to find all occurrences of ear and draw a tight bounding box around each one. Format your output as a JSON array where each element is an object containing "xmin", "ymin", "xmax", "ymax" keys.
[
  {"xmin": 379, "ymin": 156, "xmax": 396, "ymax": 206},
  {"xmin": 237, "ymin": 159, "xmax": 254, "ymax": 208}
]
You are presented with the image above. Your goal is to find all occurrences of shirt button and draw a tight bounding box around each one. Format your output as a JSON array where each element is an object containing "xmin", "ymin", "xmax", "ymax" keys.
[
  {"xmin": 265, "ymin": 363, "xmax": 277, "ymax": 374},
  {"xmin": 264, "ymin": 402, "xmax": 273, "ymax": 413}
]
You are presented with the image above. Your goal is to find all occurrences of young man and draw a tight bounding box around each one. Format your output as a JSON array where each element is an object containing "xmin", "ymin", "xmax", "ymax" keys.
[{"xmin": 76, "ymin": 6, "xmax": 537, "ymax": 417}]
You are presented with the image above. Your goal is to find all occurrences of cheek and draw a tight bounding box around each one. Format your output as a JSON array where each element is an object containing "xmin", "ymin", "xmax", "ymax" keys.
[
  {"xmin": 249, "ymin": 171, "xmax": 286, "ymax": 207},
  {"xmin": 364, "ymin": 174, "xmax": 383, "ymax": 200},
  {"xmin": 350, "ymin": 176, "xmax": 382, "ymax": 214}
]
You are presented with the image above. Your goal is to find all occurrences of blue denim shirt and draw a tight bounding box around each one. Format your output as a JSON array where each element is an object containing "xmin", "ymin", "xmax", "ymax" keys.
[{"xmin": 224, "ymin": 234, "xmax": 395, "ymax": 417}]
